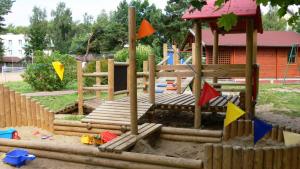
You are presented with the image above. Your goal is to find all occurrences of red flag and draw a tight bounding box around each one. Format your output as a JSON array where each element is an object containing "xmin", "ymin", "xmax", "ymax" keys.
[
  {"xmin": 137, "ymin": 19, "xmax": 155, "ymax": 39},
  {"xmin": 198, "ymin": 82, "xmax": 220, "ymax": 106}
]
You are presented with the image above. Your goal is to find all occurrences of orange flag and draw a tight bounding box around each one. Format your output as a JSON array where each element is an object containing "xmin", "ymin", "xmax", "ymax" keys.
[{"xmin": 137, "ymin": 19, "xmax": 155, "ymax": 39}]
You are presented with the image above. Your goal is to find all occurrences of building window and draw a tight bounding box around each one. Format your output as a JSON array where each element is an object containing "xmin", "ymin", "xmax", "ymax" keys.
[
  {"xmin": 8, "ymin": 50, "xmax": 12, "ymax": 55},
  {"xmin": 19, "ymin": 50, "xmax": 22, "ymax": 55},
  {"xmin": 8, "ymin": 40, "xmax": 12, "ymax": 46},
  {"xmin": 287, "ymin": 47, "xmax": 297, "ymax": 64},
  {"xmin": 19, "ymin": 40, "xmax": 22, "ymax": 46}
]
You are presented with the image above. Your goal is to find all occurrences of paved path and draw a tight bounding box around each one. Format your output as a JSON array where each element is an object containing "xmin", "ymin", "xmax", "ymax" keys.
[{"xmin": 24, "ymin": 90, "xmax": 77, "ymax": 97}]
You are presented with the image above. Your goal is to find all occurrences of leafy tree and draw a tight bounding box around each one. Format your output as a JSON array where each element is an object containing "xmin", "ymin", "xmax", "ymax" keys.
[
  {"xmin": 24, "ymin": 6, "xmax": 49, "ymax": 56},
  {"xmin": 6, "ymin": 24, "xmax": 28, "ymax": 34},
  {"xmin": 50, "ymin": 2, "xmax": 74, "ymax": 54},
  {"xmin": 263, "ymin": 7, "xmax": 287, "ymax": 31},
  {"xmin": 0, "ymin": 0, "xmax": 14, "ymax": 60}
]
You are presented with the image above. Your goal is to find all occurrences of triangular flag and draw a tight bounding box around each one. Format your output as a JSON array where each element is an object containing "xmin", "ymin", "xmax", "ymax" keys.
[
  {"xmin": 283, "ymin": 131, "xmax": 300, "ymax": 146},
  {"xmin": 224, "ymin": 102, "xmax": 246, "ymax": 127},
  {"xmin": 137, "ymin": 19, "xmax": 155, "ymax": 39},
  {"xmin": 254, "ymin": 118, "xmax": 272, "ymax": 144},
  {"xmin": 52, "ymin": 61, "xmax": 64, "ymax": 81},
  {"xmin": 198, "ymin": 82, "xmax": 220, "ymax": 106}
]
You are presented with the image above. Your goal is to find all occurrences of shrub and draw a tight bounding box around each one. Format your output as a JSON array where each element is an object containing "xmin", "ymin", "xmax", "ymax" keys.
[
  {"xmin": 84, "ymin": 60, "xmax": 108, "ymax": 87},
  {"xmin": 114, "ymin": 45, "xmax": 153, "ymax": 72},
  {"xmin": 22, "ymin": 51, "xmax": 76, "ymax": 91}
]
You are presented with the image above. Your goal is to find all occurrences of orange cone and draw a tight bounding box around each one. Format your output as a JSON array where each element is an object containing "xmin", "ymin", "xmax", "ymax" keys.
[{"xmin": 137, "ymin": 19, "xmax": 155, "ymax": 39}]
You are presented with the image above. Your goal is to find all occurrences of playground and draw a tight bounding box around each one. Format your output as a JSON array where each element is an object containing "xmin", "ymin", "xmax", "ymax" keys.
[{"xmin": 1, "ymin": 0, "xmax": 300, "ymax": 169}]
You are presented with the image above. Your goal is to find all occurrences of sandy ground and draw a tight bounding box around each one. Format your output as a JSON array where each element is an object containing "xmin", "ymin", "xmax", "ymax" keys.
[{"xmin": 0, "ymin": 72, "xmax": 23, "ymax": 83}]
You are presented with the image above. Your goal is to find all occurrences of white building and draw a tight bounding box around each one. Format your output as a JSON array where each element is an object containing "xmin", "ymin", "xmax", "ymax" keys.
[{"xmin": 0, "ymin": 33, "xmax": 26, "ymax": 58}]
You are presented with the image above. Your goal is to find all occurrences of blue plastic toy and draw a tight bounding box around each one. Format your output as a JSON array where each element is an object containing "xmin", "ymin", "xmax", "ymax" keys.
[
  {"xmin": 3, "ymin": 149, "xmax": 36, "ymax": 168},
  {"xmin": 155, "ymin": 89, "xmax": 164, "ymax": 93},
  {"xmin": 0, "ymin": 128, "xmax": 16, "ymax": 139},
  {"xmin": 156, "ymin": 84, "xmax": 167, "ymax": 87}
]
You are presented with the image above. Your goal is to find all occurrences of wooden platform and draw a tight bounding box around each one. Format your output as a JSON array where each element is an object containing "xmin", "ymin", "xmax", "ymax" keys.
[
  {"xmin": 99, "ymin": 123, "xmax": 162, "ymax": 153},
  {"xmin": 81, "ymin": 101, "xmax": 153, "ymax": 125},
  {"xmin": 156, "ymin": 77, "xmax": 194, "ymax": 94}
]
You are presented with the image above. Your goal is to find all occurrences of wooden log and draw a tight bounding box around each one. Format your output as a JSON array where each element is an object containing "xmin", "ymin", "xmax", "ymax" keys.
[
  {"xmin": 26, "ymin": 97, "xmax": 32, "ymax": 126},
  {"xmin": 291, "ymin": 146, "xmax": 298, "ymax": 169},
  {"xmin": 0, "ymin": 84, "xmax": 5, "ymax": 127},
  {"xmin": 192, "ymin": 43, "xmax": 196, "ymax": 93},
  {"xmin": 15, "ymin": 92, "xmax": 21, "ymax": 126},
  {"xmin": 204, "ymin": 144, "xmax": 213, "ymax": 169},
  {"xmin": 271, "ymin": 125, "xmax": 278, "ymax": 141},
  {"xmin": 4, "ymin": 87, "xmax": 11, "ymax": 126},
  {"xmin": 297, "ymin": 146, "xmax": 300, "ymax": 169},
  {"xmin": 245, "ymin": 19, "xmax": 254, "ymax": 119},
  {"xmin": 212, "ymin": 30, "xmax": 219, "ymax": 83},
  {"xmin": 160, "ymin": 134, "xmax": 221, "ymax": 143},
  {"xmin": 161, "ymin": 127, "xmax": 222, "ymax": 137},
  {"xmin": 263, "ymin": 147, "xmax": 273, "ymax": 169},
  {"xmin": 172, "ymin": 45, "xmax": 178, "ymax": 65},
  {"xmin": 49, "ymin": 111, "xmax": 54, "ymax": 132},
  {"xmin": 54, "ymin": 125, "xmax": 122, "ymax": 135},
  {"xmin": 194, "ymin": 20, "xmax": 202, "ymax": 129},
  {"xmin": 108, "ymin": 59, "xmax": 114, "ymax": 101},
  {"xmin": 31, "ymin": 100, "xmax": 37, "ymax": 127},
  {"xmin": 177, "ymin": 76, "xmax": 182, "ymax": 94},
  {"xmin": 244, "ymin": 120, "xmax": 251, "ymax": 136},
  {"xmin": 143, "ymin": 60, "xmax": 149, "ymax": 93},
  {"xmin": 242, "ymin": 147, "xmax": 254, "ymax": 169},
  {"xmin": 163, "ymin": 43, "xmax": 168, "ymax": 65},
  {"xmin": 128, "ymin": 7, "xmax": 138, "ymax": 135},
  {"xmin": 0, "ymin": 139, "xmax": 202, "ymax": 169},
  {"xmin": 96, "ymin": 61, "xmax": 102, "ymax": 99},
  {"xmin": 149, "ymin": 54, "xmax": 155, "ymax": 104},
  {"xmin": 36, "ymin": 102, "xmax": 41, "ymax": 128},
  {"xmin": 237, "ymin": 120, "xmax": 244, "ymax": 137},
  {"xmin": 273, "ymin": 147, "xmax": 283, "ymax": 169},
  {"xmin": 232, "ymin": 146, "xmax": 242, "ymax": 169},
  {"xmin": 277, "ymin": 126, "xmax": 284, "ymax": 142},
  {"xmin": 20, "ymin": 95, "xmax": 27, "ymax": 126},
  {"xmin": 223, "ymin": 125, "xmax": 231, "ymax": 141},
  {"xmin": 77, "ymin": 61, "xmax": 84, "ymax": 115},
  {"xmin": 213, "ymin": 144, "xmax": 222, "ymax": 169},
  {"xmin": 230, "ymin": 120, "xmax": 238, "ymax": 138},
  {"xmin": 222, "ymin": 145, "xmax": 232, "ymax": 169},
  {"xmin": 283, "ymin": 146, "xmax": 292, "ymax": 169},
  {"xmin": 83, "ymin": 72, "xmax": 108, "ymax": 77},
  {"xmin": 54, "ymin": 120, "xmax": 123, "ymax": 130},
  {"xmin": 9, "ymin": 90, "xmax": 17, "ymax": 126},
  {"xmin": 254, "ymin": 148, "xmax": 263, "ymax": 169},
  {"xmin": 40, "ymin": 106, "xmax": 46, "ymax": 129}
]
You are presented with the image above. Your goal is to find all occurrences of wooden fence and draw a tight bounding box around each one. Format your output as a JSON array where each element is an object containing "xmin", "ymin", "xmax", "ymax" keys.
[{"xmin": 0, "ymin": 84, "xmax": 54, "ymax": 132}]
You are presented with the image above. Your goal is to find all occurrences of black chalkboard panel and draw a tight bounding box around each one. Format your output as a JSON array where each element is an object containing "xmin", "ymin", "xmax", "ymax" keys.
[{"xmin": 114, "ymin": 65, "xmax": 127, "ymax": 92}]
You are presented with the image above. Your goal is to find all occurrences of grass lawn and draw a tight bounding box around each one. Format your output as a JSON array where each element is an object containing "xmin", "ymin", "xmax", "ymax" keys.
[{"xmin": 4, "ymin": 81, "xmax": 35, "ymax": 93}]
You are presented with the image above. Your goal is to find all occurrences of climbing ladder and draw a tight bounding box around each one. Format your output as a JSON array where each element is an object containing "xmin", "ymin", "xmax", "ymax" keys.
[{"xmin": 283, "ymin": 44, "xmax": 299, "ymax": 84}]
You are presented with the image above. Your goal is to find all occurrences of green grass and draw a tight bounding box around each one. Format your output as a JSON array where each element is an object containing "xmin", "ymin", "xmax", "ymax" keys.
[
  {"xmin": 4, "ymin": 81, "xmax": 35, "ymax": 93},
  {"xmin": 63, "ymin": 115, "xmax": 85, "ymax": 121}
]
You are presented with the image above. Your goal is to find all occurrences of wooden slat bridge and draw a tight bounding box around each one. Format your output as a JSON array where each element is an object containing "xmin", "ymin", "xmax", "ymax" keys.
[{"xmin": 99, "ymin": 123, "xmax": 162, "ymax": 153}]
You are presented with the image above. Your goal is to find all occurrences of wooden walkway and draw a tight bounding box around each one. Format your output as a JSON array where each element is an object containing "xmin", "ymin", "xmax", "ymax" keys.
[
  {"xmin": 99, "ymin": 123, "xmax": 162, "ymax": 153},
  {"xmin": 81, "ymin": 101, "xmax": 153, "ymax": 125}
]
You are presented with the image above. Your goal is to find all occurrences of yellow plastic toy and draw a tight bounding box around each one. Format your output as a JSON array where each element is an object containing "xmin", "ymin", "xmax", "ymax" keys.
[
  {"xmin": 81, "ymin": 134, "xmax": 103, "ymax": 145},
  {"xmin": 0, "ymin": 153, "xmax": 5, "ymax": 160}
]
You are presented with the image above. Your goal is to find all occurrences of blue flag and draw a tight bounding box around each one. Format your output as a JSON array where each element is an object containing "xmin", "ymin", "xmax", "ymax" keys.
[{"xmin": 254, "ymin": 118, "xmax": 272, "ymax": 144}]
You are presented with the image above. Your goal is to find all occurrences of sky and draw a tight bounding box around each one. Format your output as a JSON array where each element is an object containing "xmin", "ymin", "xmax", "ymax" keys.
[{"xmin": 4, "ymin": 0, "xmax": 168, "ymax": 26}]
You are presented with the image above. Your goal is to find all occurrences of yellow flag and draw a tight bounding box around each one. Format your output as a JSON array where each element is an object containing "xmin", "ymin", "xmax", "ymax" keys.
[
  {"xmin": 52, "ymin": 61, "xmax": 64, "ymax": 81},
  {"xmin": 283, "ymin": 131, "xmax": 300, "ymax": 146},
  {"xmin": 224, "ymin": 101, "xmax": 246, "ymax": 127}
]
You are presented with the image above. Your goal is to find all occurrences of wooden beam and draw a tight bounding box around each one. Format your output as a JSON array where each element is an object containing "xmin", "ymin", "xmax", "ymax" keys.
[
  {"xmin": 172, "ymin": 45, "xmax": 178, "ymax": 65},
  {"xmin": 157, "ymin": 71, "xmax": 194, "ymax": 78},
  {"xmin": 108, "ymin": 59, "xmax": 114, "ymax": 101},
  {"xmin": 149, "ymin": 54, "xmax": 155, "ymax": 104},
  {"xmin": 194, "ymin": 21, "xmax": 202, "ymax": 129},
  {"xmin": 143, "ymin": 61, "xmax": 149, "ymax": 93},
  {"xmin": 212, "ymin": 30, "xmax": 219, "ymax": 83},
  {"xmin": 128, "ymin": 7, "xmax": 138, "ymax": 135},
  {"xmin": 96, "ymin": 61, "xmax": 101, "ymax": 99},
  {"xmin": 163, "ymin": 43, "xmax": 168, "ymax": 65},
  {"xmin": 77, "ymin": 61, "xmax": 84, "ymax": 115},
  {"xmin": 177, "ymin": 76, "xmax": 182, "ymax": 94},
  {"xmin": 245, "ymin": 19, "xmax": 254, "ymax": 119},
  {"xmin": 83, "ymin": 72, "xmax": 108, "ymax": 77}
]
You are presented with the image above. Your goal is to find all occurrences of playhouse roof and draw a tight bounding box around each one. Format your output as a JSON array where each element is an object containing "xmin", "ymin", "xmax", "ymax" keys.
[{"xmin": 182, "ymin": 0, "xmax": 263, "ymax": 33}]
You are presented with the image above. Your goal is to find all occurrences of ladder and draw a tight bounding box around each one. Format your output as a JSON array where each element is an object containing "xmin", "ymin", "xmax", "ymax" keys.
[{"xmin": 283, "ymin": 44, "xmax": 299, "ymax": 84}]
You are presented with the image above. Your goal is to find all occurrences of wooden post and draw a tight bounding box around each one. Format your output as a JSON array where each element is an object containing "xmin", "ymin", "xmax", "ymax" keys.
[
  {"xmin": 254, "ymin": 148, "xmax": 263, "ymax": 169},
  {"xmin": 49, "ymin": 110, "xmax": 55, "ymax": 132},
  {"xmin": 40, "ymin": 106, "xmax": 45, "ymax": 129},
  {"xmin": 26, "ymin": 97, "xmax": 32, "ymax": 126},
  {"xmin": 283, "ymin": 146, "xmax": 292, "ymax": 169},
  {"xmin": 245, "ymin": 19, "xmax": 254, "ymax": 119},
  {"xmin": 237, "ymin": 120, "xmax": 244, "ymax": 137},
  {"xmin": 20, "ymin": 95, "xmax": 27, "ymax": 126},
  {"xmin": 194, "ymin": 21, "xmax": 202, "ymax": 129},
  {"xmin": 213, "ymin": 144, "xmax": 222, "ymax": 169},
  {"xmin": 163, "ymin": 43, "xmax": 168, "ymax": 65},
  {"xmin": 243, "ymin": 148, "xmax": 254, "ymax": 169},
  {"xmin": 230, "ymin": 120, "xmax": 237, "ymax": 138},
  {"xmin": 192, "ymin": 43, "xmax": 196, "ymax": 94},
  {"xmin": 177, "ymin": 76, "xmax": 182, "ymax": 94},
  {"xmin": 252, "ymin": 30, "xmax": 257, "ymax": 117},
  {"xmin": 0, "ymin": 84, "xmax": 4, "ymax": 127},
  {"xmin": 292, "ymin": 146, "xmax": 298, "ymax": 169},
  {"xmin": 274, "ymin": 147, "xmax": 283, "ymax": 169},
  {"xmin": 222, "ymin": 145, "xmax": 232, "ymax": 169},
  {"xmin": 15, "ymin": 92, "xmax": 21, "ymax": 126},
  {"xmin": 149, "ymin": 54, "xmax": 155, "ymax": 104},
  {"xmin": 223, "ymin": 125, "xmax": 230, "ymax": 141},
  {"xmin": 36, "ymin": 102, "xmax": 41, "ymax": 128},
  {"xmin": 204, "ymin": 144, "xmax": 213, "ymax": 169},
  {"xmin": 31, "ymin": 100, "xmax": 37, "ymax": 127},
  {"xmin": 297, "ymin": 146, "xmax": 300, "ymax": 169},
  {"xmin": 263, "ymin": 147, "xmax": 273, "ymax": 169},
  {"xmin": 128, "ymin": 7, "xmax": 138, "ymax": 135},
  {"xmin": 271, "ymin": 125, "xmax": 278, "ymax": 141},
  {"xmin": 127, "ymin": 59, "xmax": 130, "ymax": 95},
  {"xmin": 278, "ymin": 126, "xmax": 284, "ymax": 142},
  {"xmin": 143, "ymin": 60, "xmax": 149, "ymax": 93},
  {"xmin": 172, "ymin": 45, "xmax": 178, "ymax": 65},
  {"xmin": 4, "ymin": 87, "xmax": 11, "ymax": 126},
  {"xmin": 10, "ymin": 90, "xmax": 16, "ymax": 126},
  {"xmin": 108, "ymin": 59, "xmax": 114, "ymax": 101},
  {"xmin": 77, "ymin": 61, "xmax": 84, "ymax": 115},
  {"xmin": 232, "ymin": 146, "xmax": 242, "ymax": 169},
  {"xmin": 212, "ymin": 30, "xmax": 219, "ymax": 84},
  {"xmin": 96, "ymin": 61, "xmax": 102, "ymax": 99}
]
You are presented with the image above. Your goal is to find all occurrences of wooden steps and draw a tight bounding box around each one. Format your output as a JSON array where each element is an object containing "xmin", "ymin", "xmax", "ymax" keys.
[{"xmin": 99, "ymin": 123, "xmax": 162, "ymax": 153}]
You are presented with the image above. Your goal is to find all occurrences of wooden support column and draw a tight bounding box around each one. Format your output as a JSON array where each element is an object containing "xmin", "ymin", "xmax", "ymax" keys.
[
  {"xmin": 192, "ymin": 43, "xmax": 196, "ymax": 94},
  {"xmin": 149, "ymin": 54, "xmax": 155, "ymax": 104},
  {"xmin": 177, "ymin": 76, "xmax": 182, "ymax": 94},
  {"xmin": 172, "ymin": 45, "xmax": 178, "ymax": 65},
  {"xmin": 245, "ymin": 19, "xmax": 254, "ymax": 119},
  {"xmin": 77, "ymin": 61, "xmax": 84, "ymax": 115},
  {"xmin": 212, "ymin": 30, "xmax": 219, "ymax": 83},
  {"xmin": 143, "ymin": 61, "xmax": 149, "ymax": 93},
  {"xmin": 129, "ymin": 7, "xmax": 138, "ymax": 135},
  {"xmin": 108, "ymin": 59, "xmax": 114, "ymax": 101},
  {"xmin": 96, "ymin": 61, "xmax": 101, "ymax": 99},
  {"xmin": 0, "ymin": 84, "xmax": 4, "ymax": 127},
  {"xmin": 253, "ymin": 29, "xmax": 258, "ymax": 117},
  {"xmin": 194, "ymin": 21, "xmax": 202, "ymax": 129},
  {"xmin": 163, "ymin": 43, "xmax": 168, "ymax": 65}
]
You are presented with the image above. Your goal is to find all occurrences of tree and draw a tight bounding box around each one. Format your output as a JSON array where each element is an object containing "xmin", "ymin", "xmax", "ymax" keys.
[
  {"xmin": 0, "ymin": 0, "xmax": 14, "ymax": 60},
  {"xmin": 6, "ymin": 24, "xmax": 28, "ymax": 34},
  {"xmin": 263, "ymin": 7, "xmax": 287, "ymax": 31},
  {"xmin": 50, "ymin": 2, "xmax": 74, "ymax": 54},
  {"xmin": 24, "ymin": 6, "xmax": 49, "ymax": 56}
]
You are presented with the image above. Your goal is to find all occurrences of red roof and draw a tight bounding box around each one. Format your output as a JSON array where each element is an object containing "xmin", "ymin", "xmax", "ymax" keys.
[
  {"xmin": 186, "ymin": 29, "xmax": 300, "ymax": 47},
  {"xmin": 182, "ymin": 0, "xmax": 263, "ymax": 33}
]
